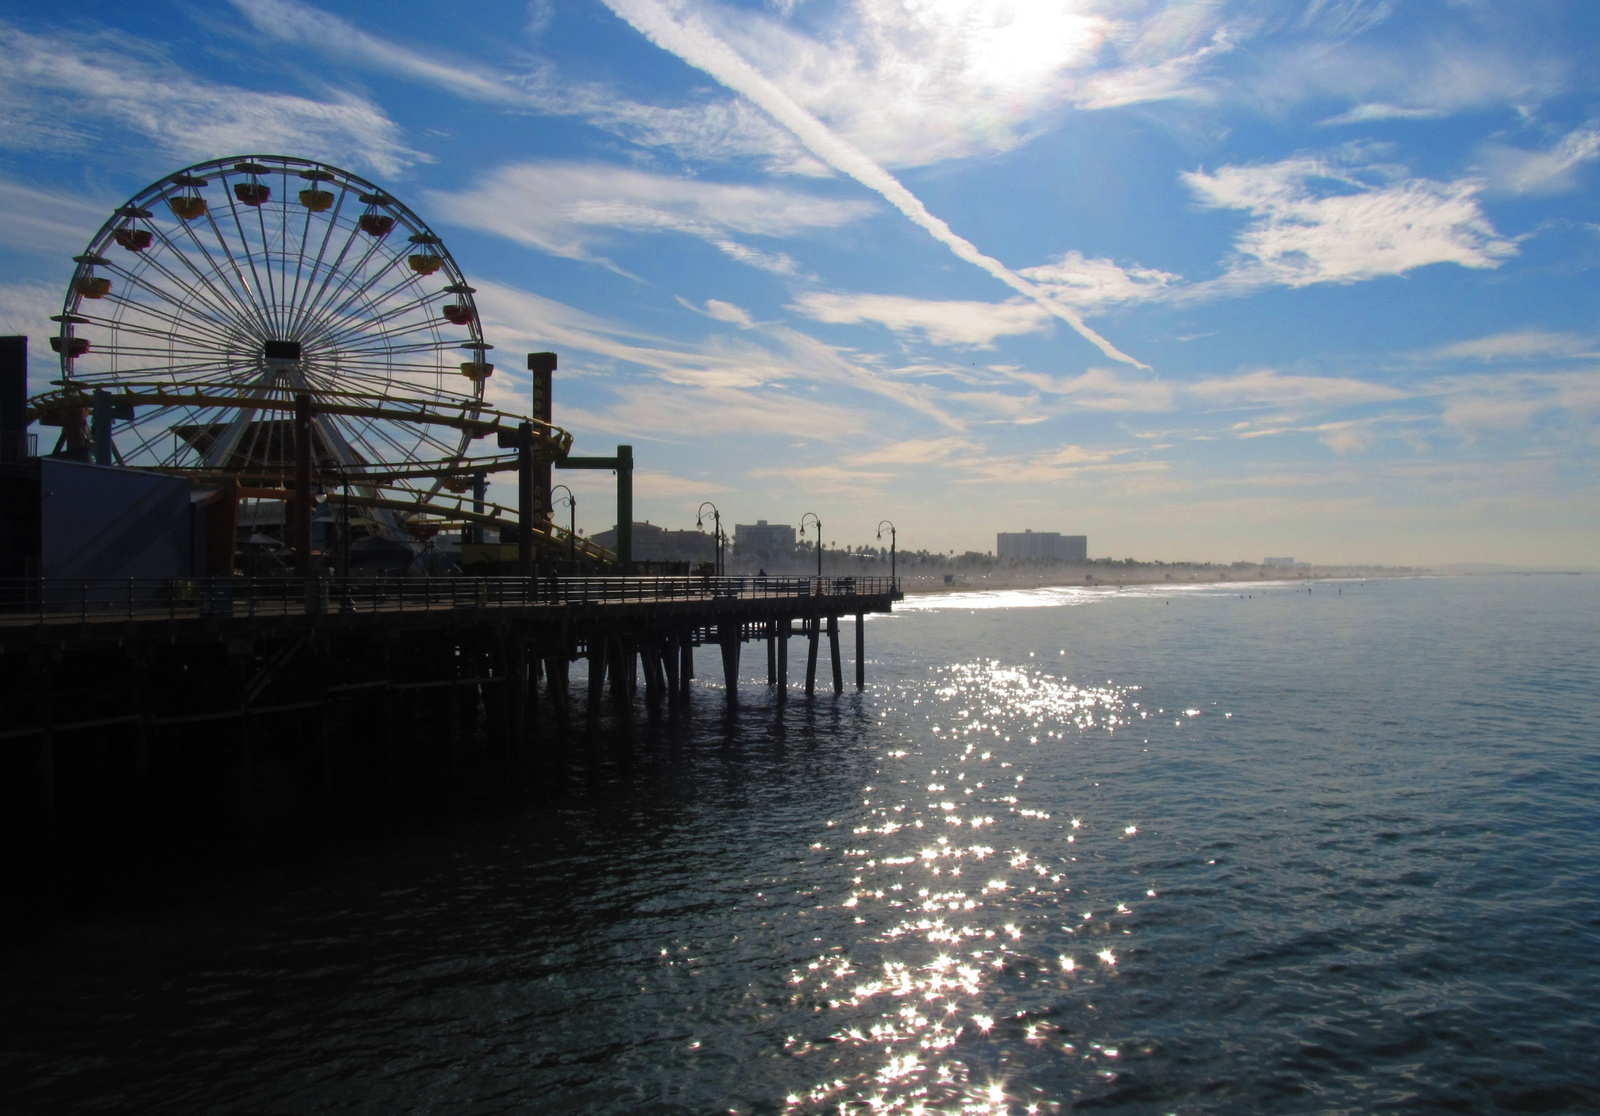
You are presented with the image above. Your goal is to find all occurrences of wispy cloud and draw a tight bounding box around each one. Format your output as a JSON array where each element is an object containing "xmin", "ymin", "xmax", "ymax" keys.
[
  {"xmin": 228, "ymin": 0, "xmax": 827, "ymax": 174},
  {"xmin": 791, "ymin": 292, "xmax": 1050, "ymax": 348},
  {"xmin": 1478, "ymin": 122, "xmax": 1600, "ymax": 196},
  {"xmin": 0, "ymin": 19, "xmax": 416, "ymax": 175},
  {"xmin": 431, "ymin": 162, "xmax": 870, "ymax": 273},
  {"xmin": 0, "ymin": 178, "xmax": 108, "ymax": 258},
  {"xmin": 1183, "ymin": 156, "xmax": 1517, "ymax": 291},
  {"xmin": 1188, "ymin": 367, "xmax": 1410, "ymax": 407},
  {"xmin": 712, "ymin": 0, "xmax": 1237, "ymax": 163},
  {"xmin": 1256, "ymin": 33, "xmax": 1566, "ymax": 122},
  {"xmin": 953, "ymin": 445, "xmax": 1170, "ymax": 486},
  {"xmin": 1011, "ymin": 367, "xmax": 1179, "ymax": 413},
  {"xmin": 1019, "ymin": 251, "xmax": 1182, "ymax": 311},
  {"xmin": 0, "ymin": 280, "xmax": 72, "ymax": 390},
  {"xmin": 1434, "ymin": 369, "xmax": 1600, "ymax": 440},
  {"xmin": 1427, "ymin": 330, "xmax": 1596, "ymax": 363},
  {"xmin": 849, "ymin": 436, "xmax": 984, "ymax": 467},
  {"xmin": 1317, "ymin": 103, "xmax": 1445, "ymax": 126},
  {"xmin": 597, "ymin": 0, "xmax": 1148, "ymax": 368},
  {"xmin": 470, "ymin": 277, "xmax": 965, "ymax": 431}
]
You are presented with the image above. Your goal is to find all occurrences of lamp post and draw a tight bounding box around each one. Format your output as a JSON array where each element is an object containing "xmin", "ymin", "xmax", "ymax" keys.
[
  {"xmin": 799, "ymin": 512, "xmax": 822, "ymax": 579},
  {"xmin": 697, "ymin": 501, "xmax": 724, "ymax": 576},
  {"xmin": 551, "ymin": 484, "xmax": 576, "ymax": 565},
  {"xmin": 876, "ymin": 519, "xmax": 896, "ymax": 583}
]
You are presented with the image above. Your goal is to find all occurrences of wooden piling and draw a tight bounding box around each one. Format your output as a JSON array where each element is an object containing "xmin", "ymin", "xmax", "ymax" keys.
[
  {"xmin": 777, "ymin": 620, "xmax": 788, "ymax": 704},
  {"xmin": 680, "ymin": 638, "xmax": 693, "ymax": 703},
  {"xmin": 586, "ymin": 640, "xmax": 605, "ymax": 731},
  {"xmin": 828, "ymin": 614, "xmax": 843, "ymax": 694},
  {"xmin": 663, "ymin": 632, "xmax": 681, "ymax": 711},
  {"xmin": 721, "ymin": 624, "xmax": 740, "ymax": 698},
  {"xmin": 806, "ymin": 619, "xmax": 819, "ymax": 697},
  {"xmin": 855, "ymin": 611, "xmax": 865, "ymax": 690}
]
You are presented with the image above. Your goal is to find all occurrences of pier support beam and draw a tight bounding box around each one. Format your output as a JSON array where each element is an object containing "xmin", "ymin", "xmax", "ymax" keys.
[
  {"xmin": 642, "ymin": 641, "xmax": 662, "ymax": 713},
  {"xmin": 545, "ymin": 656, "xmax": 569, "ymax": 731},
  {"xmin": 776, "ymin": 620, "xmax": 788, "ymax": 704},
  {"xmin": 855, "ymin": 612, "xmax": 865, "ymax": 690},
  {"xmin": 828, "ymin": 615, "xmax": 843, "ymax": 695},
  {"xmin": 586, "ymin": 641, "xmax": 604, "ymax": 731},
  {"xmin": 806, "ymin": 619, "xmax": 819, "ymax": 697},
  {"xmin": 720, "ymin": 625, "xmax": 740, "ymax": 698},
  {"xmin": 663, "ymin": 632, "xmax": 681, "ymax": 711},
  {"xmin": 680, "ymin": 639, "xmax": 693, "ymax": 704}
]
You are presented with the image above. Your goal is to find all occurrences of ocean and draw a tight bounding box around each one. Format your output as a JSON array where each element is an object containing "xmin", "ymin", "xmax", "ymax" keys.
[{"xmin": 3, "ymin": 574, "xmax": 1597, "ymax": 1114}]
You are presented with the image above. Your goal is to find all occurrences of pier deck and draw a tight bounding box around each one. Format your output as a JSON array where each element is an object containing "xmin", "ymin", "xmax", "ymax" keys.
[{"xmin": 0, "ymin": 575, "xmax": 902, "ymax": 907}]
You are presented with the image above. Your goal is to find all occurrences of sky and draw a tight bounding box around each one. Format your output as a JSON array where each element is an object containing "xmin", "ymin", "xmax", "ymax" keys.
[{"xmin": 1, "ymin": 0, "xmax": 1597, "ymax": 567}]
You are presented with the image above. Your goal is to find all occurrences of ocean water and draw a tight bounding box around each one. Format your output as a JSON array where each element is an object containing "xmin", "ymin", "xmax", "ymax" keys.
[{"xmin": 3, "ymin": 574, "xmax": 1598, "ymax": 1114}]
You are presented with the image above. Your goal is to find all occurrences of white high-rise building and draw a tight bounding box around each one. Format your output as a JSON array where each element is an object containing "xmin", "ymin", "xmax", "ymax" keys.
[{"xmin": 996, "ymin": 530, "xmax": 1087, "ymax": 561}]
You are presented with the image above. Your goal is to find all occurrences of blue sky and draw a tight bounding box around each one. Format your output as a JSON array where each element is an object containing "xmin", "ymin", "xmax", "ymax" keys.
[{"xmin": 2, "ymin": 0, "xmax": 1597, "ymax": 566}]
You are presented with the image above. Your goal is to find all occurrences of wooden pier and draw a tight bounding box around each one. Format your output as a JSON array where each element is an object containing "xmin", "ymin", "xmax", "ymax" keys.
[{"xmin": 0, "ymin": 574, "xmax": 900, "ymax": 912}]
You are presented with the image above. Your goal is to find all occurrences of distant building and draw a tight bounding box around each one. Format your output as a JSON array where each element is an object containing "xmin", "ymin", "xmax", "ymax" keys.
[
  {"xmin": 997, "ymin": 530, "xmax": 1087, "ymax": 561},
  {"xmin": 1263, "ymin": 556, "xmax": 1295, "ymax": 567},
  {"xmin": 734, "ymin": 519, "xmax": 795, "ymax": 561},
  {"xmin": 591, "ymin": 521, "xmax": 715, "ymax": 563}
]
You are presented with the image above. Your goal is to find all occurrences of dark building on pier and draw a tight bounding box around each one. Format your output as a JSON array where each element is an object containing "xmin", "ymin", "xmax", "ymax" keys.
[{"xmin": 590, "ymin": 522, "xmax": 715, "ymax": 564}]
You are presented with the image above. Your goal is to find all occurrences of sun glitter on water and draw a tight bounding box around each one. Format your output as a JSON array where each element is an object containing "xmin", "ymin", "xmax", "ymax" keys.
[{"xmin": 782, "ymin": 659, "xmax": 1151, "ymax": 1112}]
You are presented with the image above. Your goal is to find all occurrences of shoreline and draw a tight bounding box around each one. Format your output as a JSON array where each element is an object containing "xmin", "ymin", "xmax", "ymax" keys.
[{"xmin": 897, "ymin": 565, "xmax": 1427, "ymax": 596}]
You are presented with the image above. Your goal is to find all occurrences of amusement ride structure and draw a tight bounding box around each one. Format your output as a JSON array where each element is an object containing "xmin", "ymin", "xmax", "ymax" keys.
[{"xmin": 27, "ymin": 154, "xmax": 610, "ymax": 568}]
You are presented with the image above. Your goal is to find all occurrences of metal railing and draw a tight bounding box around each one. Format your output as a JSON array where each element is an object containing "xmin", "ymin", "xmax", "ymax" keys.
[
  {"xmin": 0, "ymin": 430, "xmax": 38, "ymax": 465},
  {"xmin": 0, "ymin": 575, "xmax": 900, "ymax": 627}
]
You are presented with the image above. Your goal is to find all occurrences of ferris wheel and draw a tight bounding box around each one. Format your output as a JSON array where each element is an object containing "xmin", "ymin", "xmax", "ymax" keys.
[{"xmin": 40, "ymin": 155, "xmax": 516, "ymax": 537}]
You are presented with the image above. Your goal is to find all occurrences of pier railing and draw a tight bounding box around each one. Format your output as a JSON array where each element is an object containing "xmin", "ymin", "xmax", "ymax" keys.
[{"xmin": 0, "ymin": 575, "xmax": 900, "ymax": 627}]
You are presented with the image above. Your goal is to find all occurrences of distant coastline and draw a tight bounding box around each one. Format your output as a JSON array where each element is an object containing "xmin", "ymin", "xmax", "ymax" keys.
[{"xmin": 899, "ymin": 563, "xmax": 1427, "ymax": 595}]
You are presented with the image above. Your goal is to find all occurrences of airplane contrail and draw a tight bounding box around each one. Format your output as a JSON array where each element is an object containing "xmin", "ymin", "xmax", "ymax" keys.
[{"xmin": 598, "ymin": 0, "xmax": 1148, "ymax": 370}]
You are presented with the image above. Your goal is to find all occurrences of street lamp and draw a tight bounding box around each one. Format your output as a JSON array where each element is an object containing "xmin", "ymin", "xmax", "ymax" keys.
[
  {"xmin": 551, "ymin": 484, "xmax": 576, "ymax": 564},
  {"xmin": 696, "ymin": 501, "xmax": 724, "ymax": 576},
  {"xmin": 877, "ymin": 519, "xmax": 897, "ymax": 582},
  {"xmin": 799, "ymin": 512, "xmax": 822, "ymax": 579}
]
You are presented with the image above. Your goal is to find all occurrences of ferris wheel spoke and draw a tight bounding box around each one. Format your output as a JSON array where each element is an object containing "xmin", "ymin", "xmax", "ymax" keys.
[
  {"xmin": 304, "ymin": 366, "xmax": 429, "ymax": 404},
  {"xmin": 133, "ymin": 222, "xmax": 267, "ymax": 341},
  {"xmin": 297, "ymin": 236, "xmax": 403, "ymax": 342},
  {"xmin": 312, "ymin": 278, "xmax": 438, "ymax": 349},
  {"xmin": 97, "ymin": 301, "xmax": 242, "ymax": 357},
  {"xmin": 105, "ymin": 251, "xmax": 251, "ymax": 345},
  {"xmin": 214, "ymin": 170, "xmax": 283, "ymax": 338},
  {"xmin": 347, "ymin": 420, "xmax": 428, "ymax": 472},
  {"xmin": 307, "ymin": 359, "xmax": 457, "ymax": 396},
  {"xmin": 118, "ymin": 403, "xmax": 212, "ymax": 464},
  {"xmin": 90, "ymin": 357, "xmax": 243, "ymax": 381},
  {"xmin": 312, "ymin": 243, "xmax": 420, "ymax": 336},
  {"xmin": 283, "ymin": 170, "xmax": 322, "ymax": 326},
  {"xmin": 301, "ymin": 228, "xmax": 411, "ymax": 331},
  {"xmin": 318, "ymin": 326, "xmax": 453, "ymax": 367},
  {"xmin": 87, "ymin": 348, "xmax": 240, "ymax": 373},
  {"xmin": 194, "ymin": 211, "xmax": 280, "ymax": 343},
  {"xmin": 286, "ymin": 190, "xmax": 365, "ymax": 338},
  {"xmin": 285, "ymin": 188, "xmax": 350, "ymax": 339},
  {"xmin": 208, "ymin": 174, "xmax": 277, "ymax": 334},
  {"xmin": 71, "ymin": 300, "xmax": 242, "ymax": 356},
  {"xmin": 314, "ymin": 409, "xmax": 384, "ymax": 471},
  {"xmin": 169, "ymin": 211, "xmax": 279, "ymax": 342}
]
